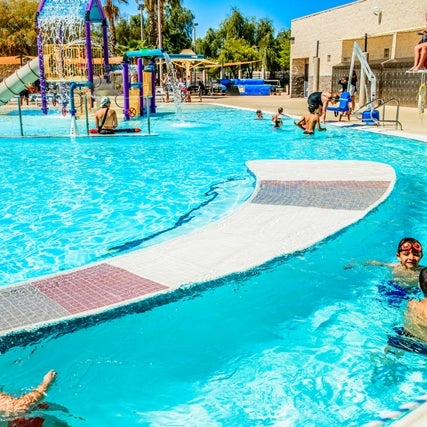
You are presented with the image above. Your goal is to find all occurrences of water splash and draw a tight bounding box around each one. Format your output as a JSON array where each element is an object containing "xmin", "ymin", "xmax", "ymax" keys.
[
  {"xmin": 163, "ymin": 52, "xmax": 183, "ymax": 120},
  {"xmin": 37, "ymin": 0, "xmax": 86, "ymax": 42}
]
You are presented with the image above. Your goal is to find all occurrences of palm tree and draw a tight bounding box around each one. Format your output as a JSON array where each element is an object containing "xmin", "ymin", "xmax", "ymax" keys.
[
  {"xmin": 142, "ymin": 0, "xmax": 182, "ymax": 48},
  {"xmin": 142, "ymin": 0, "xmax": 157, "ymax": 47},
  {"xmin": 103, "ymin": 0, "xmax": 128, "ymax": 55}
]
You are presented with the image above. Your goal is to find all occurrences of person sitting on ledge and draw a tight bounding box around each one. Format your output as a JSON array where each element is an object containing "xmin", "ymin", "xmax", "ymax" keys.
[
  {"xmin": 408, "ymin": 28, "xmax": 427, "ymax": 72},
  {"xmin": 95, "ymin": 97, "xmax": 118, "ymax": 134}
]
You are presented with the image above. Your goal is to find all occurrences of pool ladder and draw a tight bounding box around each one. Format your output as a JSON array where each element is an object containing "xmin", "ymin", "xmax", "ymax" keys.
[{"xmin": 354, "ymin": 97, "xmax": 403, "ymax": 130}]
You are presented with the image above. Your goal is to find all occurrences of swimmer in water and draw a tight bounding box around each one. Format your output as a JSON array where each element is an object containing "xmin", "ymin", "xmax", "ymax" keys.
[
  {"xmin": 294, "ymin": 104, "xmax": 326, "ymax": 134},
  {"xmin": 0, "ymin": 370, "xmax": 57, "ymax": 417},
  {"xmin": 367, "ymin": 237, "xmax": 424, "ymax": 286}
]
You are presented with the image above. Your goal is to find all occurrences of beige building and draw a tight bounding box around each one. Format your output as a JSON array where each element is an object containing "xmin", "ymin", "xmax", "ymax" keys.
[{"xmin": 290, "ymin": 0, "xmax": 427, "ymax": 106}]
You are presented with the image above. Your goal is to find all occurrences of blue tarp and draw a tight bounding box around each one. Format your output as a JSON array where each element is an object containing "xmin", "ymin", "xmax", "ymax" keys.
[
  {"xmin": 219, "ymin": 79, "xmax": 265, "ymax": 85},
  {"xmin": 219, "ymin": 79, "xmax": 272, "ymax": 96},
  {"xmin": 237, "ymin": 85, "xmax": 271, "ymax": 95}
]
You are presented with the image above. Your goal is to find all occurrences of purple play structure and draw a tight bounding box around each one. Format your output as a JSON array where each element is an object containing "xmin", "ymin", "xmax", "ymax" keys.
[{"xmin": 35, "ymin": 0, "xmax": 110, "ymax": 114}]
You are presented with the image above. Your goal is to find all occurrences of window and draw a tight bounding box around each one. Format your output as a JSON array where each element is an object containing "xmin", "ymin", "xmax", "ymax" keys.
[
  {"xmin": 384, "ymin": 48, "xmax": 390, "ymax": 59},
  {"xmin": 327, "ymin": 55, "xmax": 331, "ymax": 62}
]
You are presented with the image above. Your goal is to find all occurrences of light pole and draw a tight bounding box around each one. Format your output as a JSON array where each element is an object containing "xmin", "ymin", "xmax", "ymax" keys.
[
  {"xmin": 192, "ymin": 22, "xmax": 198, "ymax": 53},
  {"xmin": 138, "ymin": 3, "xmax": 144, "ymax": 43},
  {"xmin": 157, "ymin": 1, "xmax": 163, "ymax": 86},
  {"xmin": 192, "ymin": 22, "xmax": 198, "ymax": 84}
]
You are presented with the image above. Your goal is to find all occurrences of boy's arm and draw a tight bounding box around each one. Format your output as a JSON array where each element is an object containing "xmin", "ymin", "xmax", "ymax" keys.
[
  {"xmin": 112, "ymin": 111, "xmax": 118, "ymax": 128},
  {"xmin": 364, "ymin": 260, "xmax": 395, "ymax": 267},
  {"xmin": 294, "ymin": 117, "xmax": 305, "ymax": 129},
  {"xmin": 10, "ymin": 370, "xmax": 57, "ymax": 414},
  {"xmin": 316, "ymin": 118, "xmax": 326, "ymax": 131}
]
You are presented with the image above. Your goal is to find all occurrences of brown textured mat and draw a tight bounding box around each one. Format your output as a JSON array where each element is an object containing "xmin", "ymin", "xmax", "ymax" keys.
[
  {"xmin": 33, "ymin": 263, "xmax": 168, "ymax": 314},
  {"xmin": 251, "ymin": 180, "xmax": 391, "ymax": 210}
]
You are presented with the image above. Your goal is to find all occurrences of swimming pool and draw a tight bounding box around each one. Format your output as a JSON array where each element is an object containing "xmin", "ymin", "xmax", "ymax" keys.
[{"xmin": 1, "ymin": 104, "xmax": 427, "ymax": 426}]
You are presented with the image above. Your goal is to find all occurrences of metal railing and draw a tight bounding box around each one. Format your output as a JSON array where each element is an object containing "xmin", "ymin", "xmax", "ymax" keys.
[{"xmin": 354, "ymin": 98, "xmax": 402, "ymax": 130}]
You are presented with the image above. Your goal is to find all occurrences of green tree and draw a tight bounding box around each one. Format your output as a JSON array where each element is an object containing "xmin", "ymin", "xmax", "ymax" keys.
[
  {"xmin": 0, "ymin": 0, "xmax": 38, "ymax": 56},
  {"xmin": 276, "ymin": 29, "xmax": 292, "ymax": 70},
  {"xmin": 256, "ymin": 18, "xmax": 277, "ymax": 74},
  {"xmin": 162, "ymin": 2, "xmax": 194, "ymax": 52},
  {"xmin": 141, "ymin": 0, "xmax": 188, "ymax": 49},
  {"xmin": 115, "ymin": 14, "xmax": 146, "ymax": 53},
  {"xmin": 115, "ymin": 1, "xmax": 193, "ymax": 53},
  {"xmin": 217, "ymin": 38, "xmax": 259, "ymax": 79},
  {"xmin": 197, "ymin": 7, "xmax": 291, "ymax": 79},
  {"xmin": 103, "ymin": 0, "xmax": 128, "ymax": 55},
  {"xmin": 197, "ymin": 28, "xmax": 221, "ymax": 58}
]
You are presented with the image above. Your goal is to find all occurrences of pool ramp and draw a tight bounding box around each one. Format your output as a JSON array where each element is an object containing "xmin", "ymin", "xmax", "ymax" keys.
[{"xmin": 0, "ymin": 160, "xmax": 395, "ymax": 338}]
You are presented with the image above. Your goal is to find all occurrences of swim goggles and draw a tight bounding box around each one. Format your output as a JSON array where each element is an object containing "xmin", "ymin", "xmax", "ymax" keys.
[{"xmin": 399, "ymin": 241, "xmax": 422, "ymax": 253}]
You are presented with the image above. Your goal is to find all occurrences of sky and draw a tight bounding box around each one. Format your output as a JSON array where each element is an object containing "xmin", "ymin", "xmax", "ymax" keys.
[{"xmin": 122, "ymin": 0, "xmax": 355, "ymax": 39}]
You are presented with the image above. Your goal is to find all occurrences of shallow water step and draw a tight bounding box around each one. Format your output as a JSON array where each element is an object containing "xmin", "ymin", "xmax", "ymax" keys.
[{"xmin": 0, "ymin": 160, "xmax": 395, "ymax": 339}]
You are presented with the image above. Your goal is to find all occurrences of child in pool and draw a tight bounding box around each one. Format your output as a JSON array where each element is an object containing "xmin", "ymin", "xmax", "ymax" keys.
[
  {"xmin": 255, "ymin": 109, "xmax": 263, "ymax": 119},
  {"xmin": 404, "ymin": 267, "xmax": 427, "ymax": 342},
  {"xmin": 0, "ymin": 370, "xmax": 56, "ymax": 417},
  {"xmin": 367, "ymin": 237, "xmax": 424, "ymax": 286},
  {"xmin": 271, "ymin": 107, "xmax": 284, "ymax": 128},
  {"xmin": 294, "ymin": 104, "xmax": 327, "ymax": 134}
]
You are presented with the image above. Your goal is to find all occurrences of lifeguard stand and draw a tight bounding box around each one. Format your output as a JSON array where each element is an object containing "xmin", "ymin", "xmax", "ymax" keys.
[{"xmin": 35, "ymin": 0, "xmax": 110, "ymax": 114}]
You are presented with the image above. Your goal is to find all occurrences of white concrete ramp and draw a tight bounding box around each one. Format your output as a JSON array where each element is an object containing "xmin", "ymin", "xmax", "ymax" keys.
[
  {"xmin": 109, "ymin": 160, "xmax": 395, "ymax": 287},
  {"xmin": 0, "ymin": 160, "xmax": 395, "ymax": 337}
]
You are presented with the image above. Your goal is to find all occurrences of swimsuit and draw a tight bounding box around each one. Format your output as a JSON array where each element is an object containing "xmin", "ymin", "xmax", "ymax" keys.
[
  {"xmin": 387, "ymin": 326, "xmax": 427, "ymax": 356},
  {"xmin": 377, "ymin": 280, "xmax": 419, "ymax": 307}
]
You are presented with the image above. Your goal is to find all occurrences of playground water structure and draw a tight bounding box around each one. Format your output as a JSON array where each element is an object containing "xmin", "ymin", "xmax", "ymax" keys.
[
  {"xmin": 0, "ymin": 46, "xmax": 190, "ymax": 137},
  {"xmin": 1, "ymin": 104, "xmax": 427, "ymax": 425},
  {"xmin": 0, "ymin": 0, "xmax": 198, "ymax": 136}
]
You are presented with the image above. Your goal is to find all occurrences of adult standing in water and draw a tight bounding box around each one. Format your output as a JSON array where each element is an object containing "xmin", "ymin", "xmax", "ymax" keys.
[{"xmin": 307, "ymin": 91, "xmax": 337, "ymax": 123}]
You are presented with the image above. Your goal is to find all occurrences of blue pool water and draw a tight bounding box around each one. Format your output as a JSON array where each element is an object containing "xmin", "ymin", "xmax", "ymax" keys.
[{"xmin": 1, "ymin": 104, "xmax": 427, "ymax": 426}]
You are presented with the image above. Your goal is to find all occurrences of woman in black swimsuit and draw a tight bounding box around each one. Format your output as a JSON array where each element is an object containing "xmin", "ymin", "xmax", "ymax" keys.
[{"xmin": 307, "ymin": 91, "xmax": 336, "ymax": 123}]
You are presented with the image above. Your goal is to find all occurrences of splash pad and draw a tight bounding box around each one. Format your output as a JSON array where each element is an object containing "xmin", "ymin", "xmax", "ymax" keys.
[{"xmin": 0, "ymin": 0, "xmax": 207, "ymax": 136}]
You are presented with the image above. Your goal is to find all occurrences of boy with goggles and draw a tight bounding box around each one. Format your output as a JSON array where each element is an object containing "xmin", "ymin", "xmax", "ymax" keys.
[
  {"xmin": 396, "ymin": 237, "xmax": 423, "ymax": 272},
  {"xmin": 367, "ymin": 237, "xmax": 424, "ymax": 285}
]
